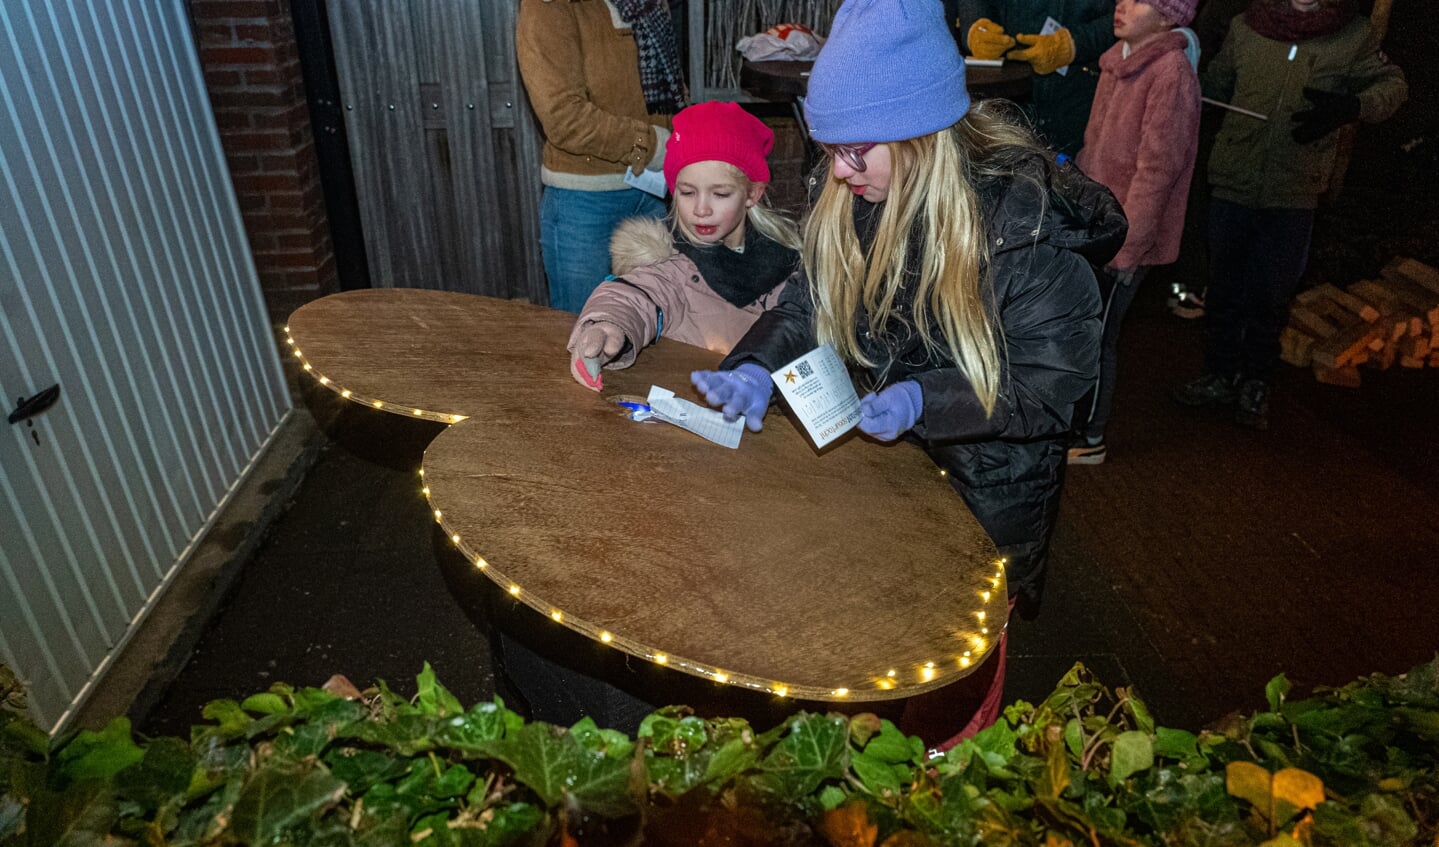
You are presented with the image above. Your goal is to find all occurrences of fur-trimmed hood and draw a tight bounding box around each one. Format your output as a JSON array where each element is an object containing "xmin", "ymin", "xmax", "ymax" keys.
[{"xmin": 609, "ymin": 217, "xmax": 676, "ymax": 276}]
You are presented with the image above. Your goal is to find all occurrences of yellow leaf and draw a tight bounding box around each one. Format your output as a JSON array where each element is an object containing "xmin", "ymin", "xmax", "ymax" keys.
[
  {"xmin": 819, "ymin": 802, "xmax": 878, "ymax": 847},
  {"xmin": 1273, "ymin": 768, "xmax": 1325, "ymax": 812},
  {"xmin": 1226, "ymin": 761, "xmax": 1274, "ymax": 810}
]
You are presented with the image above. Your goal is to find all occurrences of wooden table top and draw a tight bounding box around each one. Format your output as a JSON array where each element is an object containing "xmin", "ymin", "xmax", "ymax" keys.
[
  {"xmin": 285, "ymin": 289, "xmax": 1006, "ymax": 701},
  {"xmin": 741, "ymin": 58, "xmax": 1032, "ymax": 102}
]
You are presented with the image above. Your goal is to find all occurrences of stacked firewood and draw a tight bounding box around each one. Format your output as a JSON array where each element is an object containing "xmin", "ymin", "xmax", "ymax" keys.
[{"xmin": 1280, "ymin": 257, "xmax": 1439, "ymax": 387}]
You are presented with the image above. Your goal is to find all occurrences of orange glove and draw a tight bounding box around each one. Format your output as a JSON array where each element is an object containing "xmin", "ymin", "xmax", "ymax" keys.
[
  {"xmin": 966, "ymin": 18, "xmax": 1015, "ymax": 60},
  {"xmin": 1009, "ymin": 29, "xmax": 1076, "ymax": 75}
]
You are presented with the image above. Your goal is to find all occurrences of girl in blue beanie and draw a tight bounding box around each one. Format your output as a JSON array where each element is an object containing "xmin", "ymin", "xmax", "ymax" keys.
[{"xmin": 691, "ymin": 0, "xmax": 1127, "ymax": 748}]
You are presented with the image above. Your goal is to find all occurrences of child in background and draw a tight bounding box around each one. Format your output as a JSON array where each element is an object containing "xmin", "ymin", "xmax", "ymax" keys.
[
  {"xmin": 1069, "ymin": 0, "xmax": 1201, "ymax": 464},
  {"xmin": 568, "ymin": 101, "xmax": 802, "ymax": 390},
  {"xmin": 1172, "ymin": 0, "xmax": 1406, "ymax": 430}
]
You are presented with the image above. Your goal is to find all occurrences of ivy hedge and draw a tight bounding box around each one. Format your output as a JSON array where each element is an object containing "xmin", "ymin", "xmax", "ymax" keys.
[{"xmin": 1, "ymin": 657, "xmax": 1435, "ymax": 845}]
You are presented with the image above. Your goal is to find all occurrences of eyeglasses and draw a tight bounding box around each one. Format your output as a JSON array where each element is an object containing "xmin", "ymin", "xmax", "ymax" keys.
[{"xmin": 816, "ymin": 141, "xmax": 878, "ymax": 173}]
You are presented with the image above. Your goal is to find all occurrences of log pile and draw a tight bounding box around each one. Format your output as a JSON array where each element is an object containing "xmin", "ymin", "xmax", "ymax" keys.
[{"xmin": 1280, "ymin": 257, "xmax": 1439, "ymax": 387}]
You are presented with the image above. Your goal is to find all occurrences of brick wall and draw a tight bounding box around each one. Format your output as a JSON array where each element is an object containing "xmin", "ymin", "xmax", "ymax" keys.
[{"xmin": 188, "ymin": 0, "xmax": 336, "ymax": 326}]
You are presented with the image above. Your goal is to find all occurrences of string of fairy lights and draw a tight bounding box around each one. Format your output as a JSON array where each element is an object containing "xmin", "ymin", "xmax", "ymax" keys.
[{"xmin": 283, "ymin": 326, "xmax": 1008, "ymax": 701}]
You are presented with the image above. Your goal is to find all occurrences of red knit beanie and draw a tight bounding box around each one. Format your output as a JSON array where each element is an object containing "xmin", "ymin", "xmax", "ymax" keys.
[{"xmin": 663, "ymin": 101, "xmax": 773, "ymax": 191}]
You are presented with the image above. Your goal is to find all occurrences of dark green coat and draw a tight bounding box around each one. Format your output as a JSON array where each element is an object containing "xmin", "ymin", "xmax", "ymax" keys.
[
  {"xmin": 947, "ymin": 0, "xmax": 1117, "ymax": 156},
  {"xmin": 1203, "ymin": 14, "xmax": 1407, "ymax": 209}
]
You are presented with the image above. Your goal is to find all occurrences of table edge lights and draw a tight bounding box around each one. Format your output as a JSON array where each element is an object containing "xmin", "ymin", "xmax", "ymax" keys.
[
  {"xmin": 282, "ymin": 328, "xmax": 468, "ymax": 424},
  {"xmin": 418, "ymin": 464, "xmax": 1011, "ymax": 703}
]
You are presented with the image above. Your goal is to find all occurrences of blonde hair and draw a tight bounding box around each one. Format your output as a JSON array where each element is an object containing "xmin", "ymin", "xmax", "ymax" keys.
[
  {"xmin": 805, "ymin": 101, "xmax": 1050, "ymax": 415},
  {"xmin": 672, "ymin": 162, "xmax": 802, "ymax": 252}
]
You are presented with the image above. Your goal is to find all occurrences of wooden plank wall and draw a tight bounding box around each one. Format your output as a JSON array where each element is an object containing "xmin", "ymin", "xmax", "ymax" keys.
[{"xmin": 327, "ymin": 1, "xmax": 544, "ymax": 302}]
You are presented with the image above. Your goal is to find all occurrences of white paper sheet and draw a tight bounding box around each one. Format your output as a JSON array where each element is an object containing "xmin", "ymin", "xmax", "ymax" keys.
[
  {"xmin": 769, "ymin": 344, "xmax": 861, "ymax": 449},
  {"xmin": 643, "ymin": 385, "xmax": 745, "ymax": 449}
]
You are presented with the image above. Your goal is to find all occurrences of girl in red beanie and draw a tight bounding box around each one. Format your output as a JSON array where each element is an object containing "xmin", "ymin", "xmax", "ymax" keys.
[{"xmin": 567, "ymin": 101, "xmax": 801, "ymax": 390}]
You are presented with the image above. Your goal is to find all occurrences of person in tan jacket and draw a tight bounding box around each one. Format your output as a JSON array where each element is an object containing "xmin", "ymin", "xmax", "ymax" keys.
[
  {"xmin": 516, "ymin": 0, "xmax": 685, "ymax": 312},
  {"xmin": 566, "ymin": 102, "xmax": 800, "ymax": 390}
]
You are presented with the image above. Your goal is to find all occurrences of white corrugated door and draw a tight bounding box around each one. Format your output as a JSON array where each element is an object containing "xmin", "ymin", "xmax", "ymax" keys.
[{"xmin": 0, "ymin": 0, "xmax": 290, "ymax": 732}]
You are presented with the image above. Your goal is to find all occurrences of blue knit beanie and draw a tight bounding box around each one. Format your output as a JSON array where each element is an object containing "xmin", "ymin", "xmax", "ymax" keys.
[{"xmin": 804, "ymin": 0, "xmax": 971, "ymax": 144}]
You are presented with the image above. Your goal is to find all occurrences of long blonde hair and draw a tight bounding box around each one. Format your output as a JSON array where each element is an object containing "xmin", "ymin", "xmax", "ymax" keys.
[
  {"xmin": 672, "ymin": 163, "xmax": 802, "ymax": 251},
  {"xmin": 805, "ymin": 101, "xmax": 1049, "ymax": 415}
]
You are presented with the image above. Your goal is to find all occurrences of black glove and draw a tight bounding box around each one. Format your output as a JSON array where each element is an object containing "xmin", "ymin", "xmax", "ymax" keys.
[{"xmin": 1291, "ymin": 86, "xmax": 1360, "ymax": 144}]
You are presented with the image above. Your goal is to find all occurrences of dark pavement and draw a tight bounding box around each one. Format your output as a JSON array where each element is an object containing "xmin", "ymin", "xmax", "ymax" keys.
[{"xmin": 140, "ymin": 278, "xmax": 1439, "ymax": 740}]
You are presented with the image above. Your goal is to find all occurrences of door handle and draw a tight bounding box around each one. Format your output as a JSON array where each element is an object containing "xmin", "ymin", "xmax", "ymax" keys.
[{"xmin": 8, "ymin": 384, "xmax": 61, "ymax": 424}]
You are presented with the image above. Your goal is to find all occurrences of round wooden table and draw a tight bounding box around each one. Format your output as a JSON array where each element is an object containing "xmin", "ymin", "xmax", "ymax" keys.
[
  {"xmin": 741, "ymin": 58, "xmax": 1032, "ymax": 103},
  {"xmin": 285, "ymin": 290, "xmax": 1007, "ymax": 703}
]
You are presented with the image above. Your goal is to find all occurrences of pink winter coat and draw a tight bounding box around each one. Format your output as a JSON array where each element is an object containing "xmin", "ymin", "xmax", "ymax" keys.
[
  {"xmin": 567, "ymin": 218, "xmax": 793, "ymax": 369},
  {"xmin": 1076, "ymin": 31, "xmax": 1200, "ymax": 270}
]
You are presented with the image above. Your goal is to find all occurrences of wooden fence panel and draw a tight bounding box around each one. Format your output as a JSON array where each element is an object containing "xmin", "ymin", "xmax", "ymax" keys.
[{"xmin": 327, "ymin": 0, "xmax": 544, "ymax": 301}]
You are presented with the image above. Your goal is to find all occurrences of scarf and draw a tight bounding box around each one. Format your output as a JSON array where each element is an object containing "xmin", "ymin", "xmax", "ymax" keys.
[
  {"xmin": 610, "ymin": 0, "xmax": 687, "ymax": 114},
  {"xmin": 1245, "ymin": 0, "xmax": 1355, "ymax": 43},
  {"xmin": 674, "ymin": 227, "xmax": 799, "ymax": 308}
]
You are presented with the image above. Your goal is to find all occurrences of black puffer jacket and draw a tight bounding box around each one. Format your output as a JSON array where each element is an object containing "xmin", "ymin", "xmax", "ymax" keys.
[{"xmin": 721, "ymin": 155, "xmax": 1125, "ymax": 606}]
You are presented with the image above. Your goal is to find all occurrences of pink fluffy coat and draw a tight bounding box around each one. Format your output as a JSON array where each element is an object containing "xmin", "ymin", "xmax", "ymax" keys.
[{"xmin": 1076, "ymin": 31, "xmax": 1200, "ymax": 270}]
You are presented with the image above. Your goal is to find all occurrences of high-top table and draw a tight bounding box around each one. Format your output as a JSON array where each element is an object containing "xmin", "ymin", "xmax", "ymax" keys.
[
  {"xmin": 741, "ymin": 58, "xmax": 1032, "ymax": 103},
  {"xmin": 284, "ymin": 289, "xmax": 1006, "ymax": 703}
]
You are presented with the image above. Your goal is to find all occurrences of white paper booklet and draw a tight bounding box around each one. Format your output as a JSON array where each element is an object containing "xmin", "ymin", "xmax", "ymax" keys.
[
  {"xmin": 643, "ymin": 385, "xmax": 745, "ymax": 449},
  {"xmin": 1040, "ymin": 16, "xmax": 1070, "ymax": 76},
  {"xmin": 768, "ymin": 344, "xmax": 861, "ymax": 449}
]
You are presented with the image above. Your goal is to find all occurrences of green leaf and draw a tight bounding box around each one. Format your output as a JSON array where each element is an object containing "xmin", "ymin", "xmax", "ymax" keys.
[
  {"xmin": 1265, "ymin": 674, "xmax": 1291, "ymax": 713},
  {"xmin": 851, "ymin": 750, "xmax": 904, "ymax": 798},
  {"xmin": 861, "ymin": 720, "xmax": 921, "ymax": 765},
  {"xmin": 639, "ymin": 712, "xmax": 708, "ymax": 756},
  {"xmin": 488, "ymin": 722, "xmax": 636, "ymax": 818},
  {"xmin": 434, "ymin": 700, "xmax": 516, "ymax": 754},
  {"xmin": 324, "ymin": 746, "xmax": 409, "ymax": 793},
  {"xmin": 1063, "ymin": 717, "xmax": 1084, "ymax": 759},
  {"xmin": 241, "ymin": 692, "xmax": 292, "ymax": 716},
  {"xmin": 1153, "ymin": 726, "xmax": 1200, "ymax": 761},
  {"xmin": 1109, "ymin": 730, "xmax": 1154, "ymax": 785},
  {"xmin": 340, "ymin": 713, "xmax": 440, "ymax": 756},
  {"xmin": 744, "ymin": 713, "xmax": 848, "ymax": 805},
  {"xmin": 115, "ymin": 736, "xmax": 194, "ymax": 812},
  {"xmin": 55, "ymin": 717, "xmax": 145, "ymax": 783},
  {"xmin": 569, "ymin": 717, "xmax": 635, "ymax": 758},
  {"xmin": 416, "ymin": 662, "xmax": 465, "ymax": 717},
  {"xmin": 228, "ymin": 761, "xmax": 347, "ymax": 842},
  {"xmin": 15, "ymin": 781, "xmax": 118, "ymax": 847}
]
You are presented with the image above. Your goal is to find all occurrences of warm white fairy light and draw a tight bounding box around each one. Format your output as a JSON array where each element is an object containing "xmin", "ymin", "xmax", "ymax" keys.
[
  {"xmin": 551, "ymin": 610, "xmax": 563, "ymax": 622},
  {"xmin": 372, "ymin": 400, "xmax": 384, "ymax": 408},
  {"xmin": 450, "ymin": 533, "xmax": 460, "ymax": 544},
  {"xmin": 341, "ymin": 389, "xmax": 352, "ymax": 398},
  {"xmin": 474, "ymin": 557, "xmax": 487, "ymax": 569},
  {"xmin": 508, "ymin": 585, "xmax": 521, "ymax": 596},
  {"xmin": 422, "ymin": 487, "xmax": 430, "ymax": 495},
  {"xmin": 599, "ymin": 631, "xmax": 612, "ymax": 643},
  {"xmin": 713, "ymin": 671, "xmax": 728, "ymax": 683},
  {"xmin": 834, "ymin": 688, "xmax": 849, "ymax": 697},
  {"xmin": 654, "ymin": 654, "xmax": 668, "ymax": 665},
  {"xmin": 433, "ymin": 510, "xmax": 442, "ymax": 520}
]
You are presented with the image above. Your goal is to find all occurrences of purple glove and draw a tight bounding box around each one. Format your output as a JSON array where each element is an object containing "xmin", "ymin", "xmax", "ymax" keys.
[
  {"xmin": 858, "ymin": 381, "xmax": 923, "ymax": 441},
  {"xmin": 691, "ymin": 362, "xmax": 773, "ymax": 432}
]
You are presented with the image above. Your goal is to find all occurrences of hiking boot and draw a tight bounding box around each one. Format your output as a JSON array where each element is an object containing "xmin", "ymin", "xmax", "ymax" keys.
[
  {"xmin": 1067, "ymin": 438, "xmax": 1107, "ymax": 465},
  {"xmin": 1171, "ymin": 373, "xmax": 1237, "ymax": 407},
  {"xmin": 1234, "ymin": 378, "xmax": 1270, "ymax": 430}
]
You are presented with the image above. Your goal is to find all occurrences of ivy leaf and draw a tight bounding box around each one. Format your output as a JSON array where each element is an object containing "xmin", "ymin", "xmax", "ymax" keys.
[
  {"xmin": 817, "ymin": 800, "xmax": 878, "ymax": 846},
  {"xmin": 850, "ymin": 750, "xmax": 903, "ymax": 798},
  {"xmin": 324, "ymin": 747, "xmax": 409, "ymax": 794},
  {"xmin": 115, "ymin": 736, "xmax": 194, "ymax": 812},
  {"xmin": 55, "ymin": 717, "xmax": 145, "ymax": 783},
  {"xmin": 340, "ymin": 713, "xmax": 440, "ymax": 756},
  {"xmin": 434, "ymin": 700, "xmax": 515, "ymax": 754},
  {"xmin": 416, "ymin": 663, "xmax": 465, "ymax": 718},
  {"xmin": 228, "ymin": 761, "xmax": 347, "ymax": 842},
  {"xmin": 1311, "ymin": 791, "xmax": 1418, "ymax": 846},
  {"xmin": 861, "ymin": 720, "xmax": 921, "ymax": 765},
  {"xmin": 1109, "ymin": 730, "xmax": 1154, "ymax": 785},
  {"xmin": 194, "ymin": 698, "xmax": 251, "ymax": 744},
  {"xmin": 1225, "ymin": 762, "xmax": 1324, "ymax": 828},
  {"xmin": 241, "ymin": 692, "xmax": 291, "ymax": 716},
  {"xmin": 569, "ymin": 717, "xmax": 636, "ymax": 758},
  {"xmin": 1265, "ymin": 674, "xmax": 1291, "ymax": 713},
  {"xmin": 14, "ymin": 780, "xmax": 117, "ymax": 846},
  {"xmin": 1153, "ymin": 727, "xmax": 1200, "ymax": 761},
  {"xmin": 488, "ymin": 722, "xmax": 636, "ymax": 818},
  {"xmin": 638, "ymin": 712, "xmax": 707, "ymax": 756},
  {"xmin": 744, "ymin": 713, "xmax": 848, "ymax": 805}
]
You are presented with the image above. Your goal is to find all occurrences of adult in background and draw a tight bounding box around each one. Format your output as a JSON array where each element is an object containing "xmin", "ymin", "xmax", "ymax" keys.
[
  {"xmin": 1172, "ymin": 0, "xmax": 1406, "ymax": 430},
  {"xmin": 692, "ymin": 0, "xmax": 1125, "ymax": 747},
  {"xmin": 516, "ymin": 0, "xmax": 685, "ymax": 312},
  {"xmin": 946, "ymin": 0, "xmax": 1117, "ymax": 157}
]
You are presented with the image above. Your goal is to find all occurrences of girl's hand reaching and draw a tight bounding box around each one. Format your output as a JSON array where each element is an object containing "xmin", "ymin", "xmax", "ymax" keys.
[
  {"xmin": 691, "ymin": 363, "xmax": 773, "ymax": 431},
  {"xmin": 569, "ymin": 322, "xmax": 625, "ymax": 391}
]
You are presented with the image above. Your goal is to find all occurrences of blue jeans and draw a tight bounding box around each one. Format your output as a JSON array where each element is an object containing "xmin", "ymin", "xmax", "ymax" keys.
[
  {"xmin": 1204, "ymin": 199, "xmax": 1314, "ymax": 382},
  {"xmin": 539, "ymin": 186, "xmax": 665, "ymax": 313}
]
